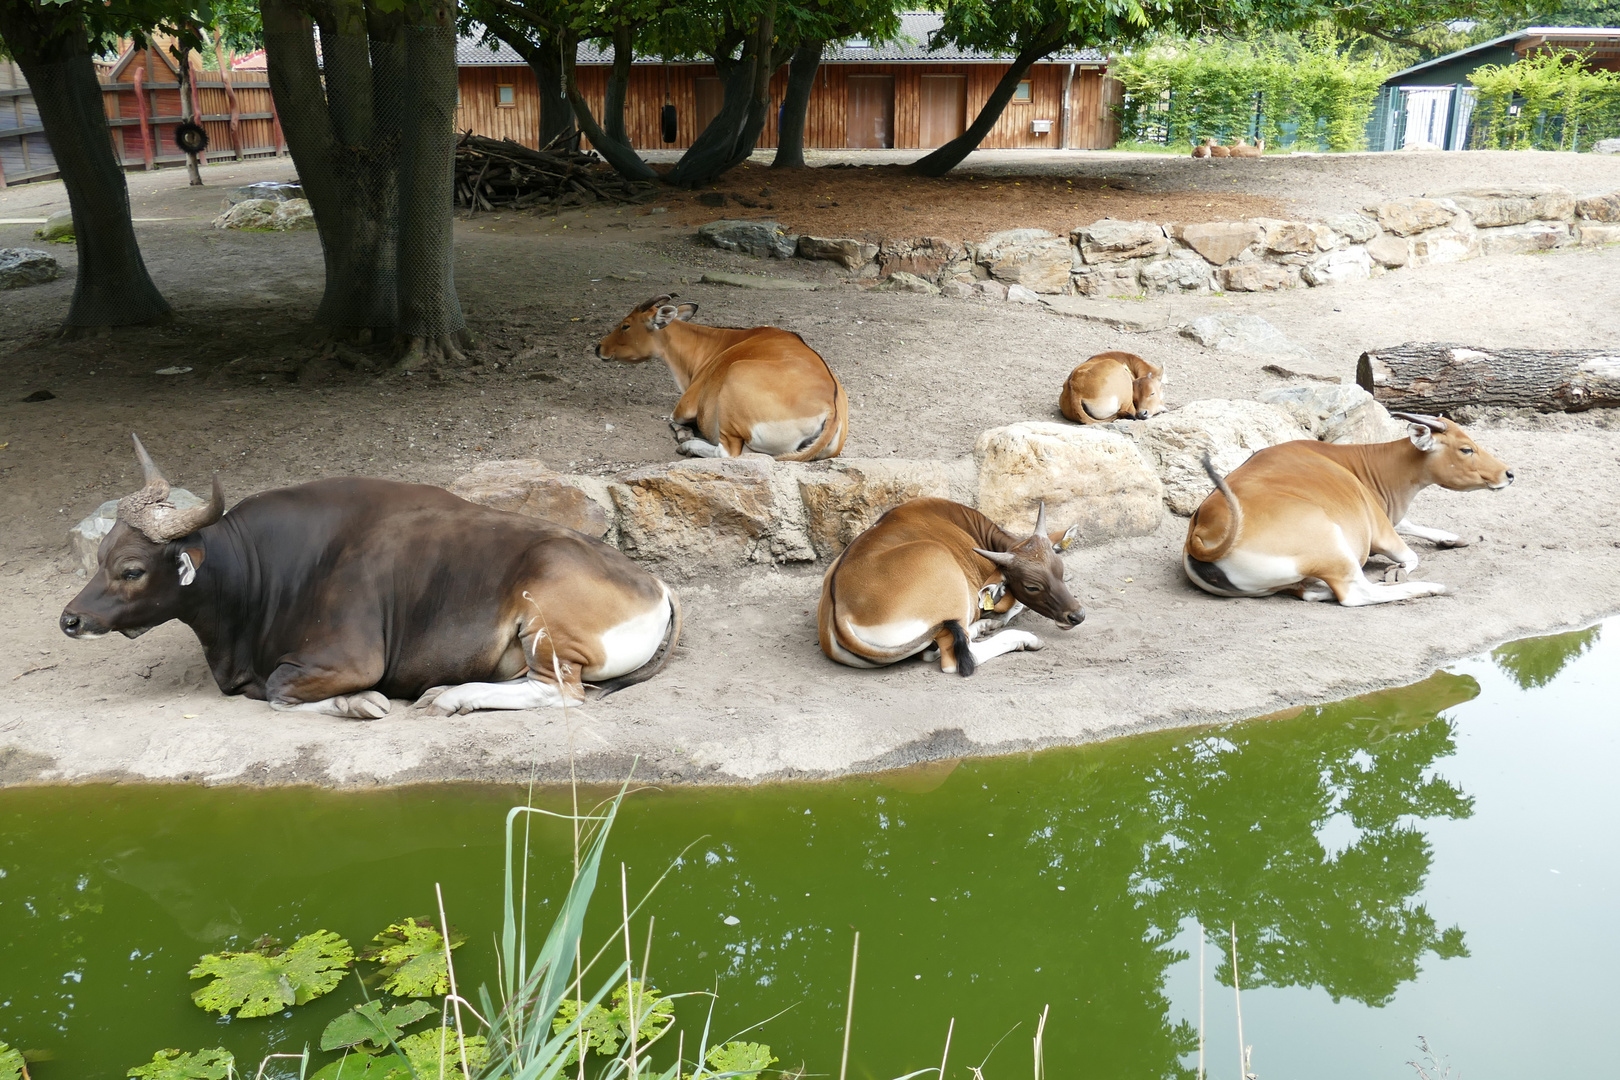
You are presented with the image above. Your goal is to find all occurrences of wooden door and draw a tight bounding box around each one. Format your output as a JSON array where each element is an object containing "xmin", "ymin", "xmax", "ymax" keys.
[
  {"xmin": 694, "ymin": 77, "xmax": 723, "ymax": 137},
  {"xmin": 846, "ymin": 75, "xmax": 894, "ymax": 148},
  {"xmin": 918, "ymin": 75, "xmax": 966, "ymax": 149}
]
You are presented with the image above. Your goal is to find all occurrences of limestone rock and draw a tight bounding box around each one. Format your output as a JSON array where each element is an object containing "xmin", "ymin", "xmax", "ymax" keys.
[
  {"xmin": 1182, "ymin": 314, "xmax": 1309, "ymax": 360},
  {"xmin": 222, "ymin": 181, "xmax": 303, "ymax": 208},
  {"xmin": 973, "ymin": 422, "xmax": 1163, "ymax": 542},
  {"xmin": 1594, "ymin": 139, "xmax": 1620, "ymax": 154},
  {"xmin": 1368, "ymin": 198, "xmax": 1455, "ymax": 236},
  {"xmin": 797, "ymin": 459, "xmax": 962, "ymax": 557},
  {"xmin": 35, "ymin": 209, "xmax": 74, "ymax": 242},
  {"xmin": 976, "ymin": 229, "xmax": 1072, "ymax": 293},
  {"xmin": 1579, "ymin": 223, "xmax": 1620, "ymax": 245},
  {"xmin": 1257, "ymin": 384, "xmax": 1404, "ymax": 444},
  {"xmin": 875, "ymin": 271, "xmax": 940, "ymax": 295},
  {"xmin": 449, "ymin": 460, "xmax": 611, "ymax": 538},
  {"xmin": 1122, "ymin": 400, "xmax": 1311, "ymax": 515},
  {"xmin": 797, "ymin": 235, "xmax": 878, "ymax": 271},
  {"xmin": 1302, "ymin": 246, "xmax": 1371, "ymax": 286},
  {"xmin": 956, "ymin": 279, "xmax": 1009, "ymax": 300},
  {"xmin": 1429, "ymin": 184, "xmax": 1575, "ymax": 227},
  {"xmin": 0, "ymin": 248, "xmax": 60, "ymax": 289},
  {"xmin": 699, "ymin": 272, "xmax": 820, "ymax": 290},
  {"xmin": 1076, "ymin": 219, "xmax": 1169, "ymax": 263},
  {"xmin": 1175, "ymin": 221, "xmax": 1261, "ymax": 265},
  {"xmin": 1477, "ymin": 221, "xmax": 1572, "ymax": 256},
  {"xmin": 610, "ymin": 457, "xmax": 813, "ymax": 569},
  {"xmin": 70, "ymin": 489, "xmax": 205, "ymax": 573},
  {"xmin": 1255, "ymin": 218, "xmax": 1330, "ymax": 255},
  {"xmin": 1217, "ymin": 262, "xmax": 1294, "ymax": 292},
  {"xmin": 1409, "ymin": 227, "xmax": 1479, "ymax": 267},
  {"xmin": 1071, "ymin": 261, "xmax": 1142, "ymax": 296},
  {"xmin": 697, "ymin": 219, "xmax": 798, "ymax": 259},
  {"xmin": 270, "ymin": 199, "xmax": 315, "ymax": 230},
  {"xmin": 1365, "ymin": 234, "xmax": 1411, "ymax": 267},
  {"xmin": 1322, "ymin": 213, "xmax": 1381, "ymax": 244},
  {"xmin": 878, "ymin": 236, "xmax": 968, "ymax": 282},
  {"xmin": 1577, "ymin": 192, "xmax": 1620, "ymax": 221},
  {"xmin": 1140, "ymin": 254, "xmax": 1215, "ymax": 293},
  {"xmin": 1006, "ymin": 283, "xmax": 1043, "ymax": 303},
  {"xmin": 212, "ymin": 198, "xmax": 279, "ymax": 229}
]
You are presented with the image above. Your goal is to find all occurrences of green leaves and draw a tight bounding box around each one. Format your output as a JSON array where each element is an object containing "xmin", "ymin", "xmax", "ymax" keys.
[
  {"xmin": 704, "ymin": 1041, "xmax": 777, "ymax": 1077},
  {"xmin": 307, "ymin": 1054, "xmax": 409, "ymax": 1080},
  {"xmin": 189, "ymin": 930, "xmax": 356, "ymax": 1018},
  {"xmin": 0, "ymin": 1042, "xmax": 25, "ymax": 1080},
  {"xmin": 397, "ymin": 1029, "xmax": 489, "ymax": 1080},
  {"xmin": 361, "ymin": 918, "xmax": 464, "ymax": 998},
  {"xmin": 126, "ymin": 1048, "xmax": 235, "ymax": 1080},
  {"xmin": 551, "ymin": 980, "xmax": 675, "ymax": 1065},
  {"xmin": 320, "ymin": 1000, "xmax": 435, "ymax": 1054}
]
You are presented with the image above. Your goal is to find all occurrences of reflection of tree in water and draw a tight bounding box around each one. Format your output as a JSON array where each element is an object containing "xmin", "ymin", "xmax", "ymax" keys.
[{"xmin": 1491, "ymin": 625, "xmax": 1600, "ymax": 690}]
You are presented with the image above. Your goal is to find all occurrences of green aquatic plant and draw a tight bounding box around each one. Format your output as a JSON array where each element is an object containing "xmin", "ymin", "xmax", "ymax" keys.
[
  {"xmin": 189, "ymin": 931, "xmax": 356, "ymax": 1018},
  {"xmin": 363, "ymin": 919, "xmax": 466, "ymax": 998},
  {"xmin": 553, "ymin": 980, "xmax": 676, "ymax": 1065},
  {"xmin": 398, "ymin": 1029, "xmax": 489, "ymax": 1079},
  {"xmin": 320, "ymin": 1001, "xmax": 435, "ymax": 1055},
  {"xmin": 308, "ymin": 1053, "xmax": 407, "ymax": 1080},
  {"xmin": 125, "ymin": 1048, "xmax": 235, "ymax": 1080},
  {"xmin": 702, "ymin": 1041, "xmax": 777, "ymax": 1077},
  {"xmin": 0, "ymin": 1042, "xmax": 26, "ymax": 1080}
]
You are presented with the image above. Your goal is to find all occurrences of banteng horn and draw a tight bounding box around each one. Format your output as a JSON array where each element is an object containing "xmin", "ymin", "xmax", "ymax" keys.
[
  {"xmin": 116, "ymin": 434, "xmax": 225, "ymax": 542},
  {"xmin": 1390, "ymin": 411, "xmax": 1449, "ymax": 433},
  {"xmin": 1031, "ymin": 500, "xmax": 1049, "ymax": 540}
]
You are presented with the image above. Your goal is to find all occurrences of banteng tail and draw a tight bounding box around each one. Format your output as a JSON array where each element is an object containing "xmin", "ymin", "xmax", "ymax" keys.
[
  {"xmin": 595, "ymin": 587, "xmax": 683, "ymax": 697},
  {"xmin": 1189, "ymin": 452, "xmax": 1244, "ymax": 562},
  {"xmin": 945, "ymin": 619, "xmax": 975, "ymax": 677},
  {"xmin": 783, "ymin": 356, "xmax": 849, "ymax": 462}
]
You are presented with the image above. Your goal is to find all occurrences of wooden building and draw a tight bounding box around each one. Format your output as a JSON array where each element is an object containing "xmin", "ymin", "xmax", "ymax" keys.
[{"xmin": 457, "ymin": 12, "xmax": 1120, "ymax": 153}]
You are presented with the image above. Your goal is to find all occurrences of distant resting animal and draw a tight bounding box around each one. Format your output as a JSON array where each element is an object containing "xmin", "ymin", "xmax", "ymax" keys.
[{"xmin": 1059, "ymin": 351, "xmax": 1166, "ymax": 423}]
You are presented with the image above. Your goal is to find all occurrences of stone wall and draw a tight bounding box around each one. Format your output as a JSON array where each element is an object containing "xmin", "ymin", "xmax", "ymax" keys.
[
  {"xmin": 447, "ymin": 387, "xmax": 1401, "ymax": 574},
  {"xmin": 698, "ymin": 183, "xmax": 1620, "ymax": 301}
]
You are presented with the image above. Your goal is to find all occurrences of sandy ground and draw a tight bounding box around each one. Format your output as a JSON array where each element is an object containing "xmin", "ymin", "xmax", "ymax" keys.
[{"xmin": 2, "ymin": 151, "xmax": 1619, "ymax": 786}]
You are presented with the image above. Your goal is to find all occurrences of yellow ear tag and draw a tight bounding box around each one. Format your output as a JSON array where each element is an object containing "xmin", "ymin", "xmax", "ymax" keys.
[{"xmin": 979, "ymin": 585, "xmax": 999, "ymax": 612}]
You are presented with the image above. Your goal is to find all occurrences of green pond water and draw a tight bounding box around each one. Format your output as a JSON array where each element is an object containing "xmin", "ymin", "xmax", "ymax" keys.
[{"xmin": 1, "ymin": 621, "xmax": 1614, "ymax": 1080}]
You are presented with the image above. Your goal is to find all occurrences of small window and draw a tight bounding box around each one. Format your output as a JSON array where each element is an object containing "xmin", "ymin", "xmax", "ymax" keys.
[
  {"xmin": 845, "ymin": 36, "xmax": 870, "ymax": 48},
  {"xmin": 1013, "ymin": 80, "xmax": 1032, "ymax": 103},
  {"xmin": 496, "ymin": 84, "xmax": 515, "ymax": 107}
]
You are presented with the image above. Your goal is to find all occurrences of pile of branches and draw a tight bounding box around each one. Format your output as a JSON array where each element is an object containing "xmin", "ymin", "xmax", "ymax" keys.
[{"xmin": 453, "ymin": 133, "xmax": 661, "ymax": 212}]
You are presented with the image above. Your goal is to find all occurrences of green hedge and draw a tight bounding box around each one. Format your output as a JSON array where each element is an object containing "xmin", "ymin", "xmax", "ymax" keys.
[
  {"xmin": 1114, "ymin": 38, "xmax": 1391, "ymax": 152},
  {"xmin": 1468, "ymin": 49, "xmax": 1620, "ymax": 151}
]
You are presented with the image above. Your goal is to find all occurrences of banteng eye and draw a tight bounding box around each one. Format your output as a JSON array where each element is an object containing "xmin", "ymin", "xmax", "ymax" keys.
[
  {"xmin": 121, "ymin": 567, "xmax": 145, "ymax": 581},
  {"xmin": 1026, "ymin": 583, "xmax": 1043, "ymax": 593},
  {"xmin": 1460, "ymin": 447, "xmax": 1475, "ymax": 455}
]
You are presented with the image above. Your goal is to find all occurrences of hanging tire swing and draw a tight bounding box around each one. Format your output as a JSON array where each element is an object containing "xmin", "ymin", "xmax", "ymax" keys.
[
  {"xmin": 174, "ymin": 121, "xmax": 209, "ymax": 155},
  {"xmin": 661, "ymin": 67, "xmax": 677, "ymax": 143}
]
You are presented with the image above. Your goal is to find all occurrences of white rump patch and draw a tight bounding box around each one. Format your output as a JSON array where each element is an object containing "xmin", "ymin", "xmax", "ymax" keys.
[
  {"xmin": 749, "ymin": 414, "xmax": 827, "ymax": 456},
  {"xmin": 848, "ymin": 619, "xmax": 931, "ymax": 649},
  {"xmin": 1213, "ymin": 549, "xmax": 1302, "ymax": 595},
  {"xmin": 585, "ymin": 589, "xmax": 671, "ymax": 681}
]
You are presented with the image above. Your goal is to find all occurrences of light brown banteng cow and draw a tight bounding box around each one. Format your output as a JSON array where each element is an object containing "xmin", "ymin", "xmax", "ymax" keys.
[
  {"xmin": 1184, "ymin": 413, "xmax": 1513, "ymax": 606},
  {"xmin": 1191, "ymin": 139, "xmax": 1213, "ymax": 159},
  {"xmin": 1229, "ymin": 137, "xmax": 1265, "ymax": 158},
  {"xmin": 819, "ymin": 498, "xmax": 1084, "ymax": 675},
  {"xmin": 1208, "ymin": 140, "xmax": 1231, "ymax": 158},
  {"xmin": 60, "ymin": 436, "xmax": 681, "ymax": 717},
  {"xmin": 1059, "ymin": 351, "xmax": 1166, "ymax": 424},
  {"xmin": 596, "ymin": 295, "xmax": 848, "ymax": 460}
]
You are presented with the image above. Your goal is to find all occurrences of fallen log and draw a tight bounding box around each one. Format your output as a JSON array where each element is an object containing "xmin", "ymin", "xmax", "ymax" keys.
[{"xmin": 1357, "ymin": 342, "xmax": 1620, "ymax": 414}]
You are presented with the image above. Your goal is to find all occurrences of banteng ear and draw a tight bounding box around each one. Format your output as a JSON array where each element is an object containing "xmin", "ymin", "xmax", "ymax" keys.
[
  {"xmin": 649, "ymin": 303, "xmax": 683, "ymax": 330},
  {"xmin": 674, "ymin": 302, "xmax": 699, "ymax": 322},
  {"xmin": 1408, "ymin": 424, "xmax": 1437, "ymax": 452},
  {"xmin": 1050, "ymin": 524, "xmax": 1082, "ymax": 551},
  {"xmin": 178, "ymin": 547, "xmax": 204, "ymax": 586}
]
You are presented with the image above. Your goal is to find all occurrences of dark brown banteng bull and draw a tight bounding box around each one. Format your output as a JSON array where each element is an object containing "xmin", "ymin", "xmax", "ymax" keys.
[
  {"xmin": 819, "ymin": 498, "xmax": 1084, "ymax": 675},
  {"xmin": 596, "ymin": 295, "xmax": 848, "ymax": 460},
  {"xmin": 60, "ymin": 437, "xmax": 681, "ymax": 717}
]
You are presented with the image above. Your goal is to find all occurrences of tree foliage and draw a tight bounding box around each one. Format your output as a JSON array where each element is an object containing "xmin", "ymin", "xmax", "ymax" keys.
[{"xmin": 1469, "ymin": 48, "xmax": 1620, "ymax": 150}]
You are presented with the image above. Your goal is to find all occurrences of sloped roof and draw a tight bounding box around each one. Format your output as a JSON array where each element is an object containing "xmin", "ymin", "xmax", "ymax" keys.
[
  {"xmin": 1385, "ymin": 25, "xmax": 1620, "ymax": 83},
  {"xmin": 458, "ymin": 12, "xmax": 1105, "ymax": 66}
]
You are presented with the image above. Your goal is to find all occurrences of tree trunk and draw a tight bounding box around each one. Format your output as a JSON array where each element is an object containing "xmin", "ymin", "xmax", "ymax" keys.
[
  {"xmin": 772, "ymin": 37, "xmax": 822, "ymax": 169},
  {"xmin": 0, "ymin": 4, "xmax": 171, "ymax": 331},
  {"xmin": 176, "ymin": 45, "xmax": 203, "ymax": 185},
  {"xmin": 910, "ymin": 40, "xmax": 1054, "ymax": 177},
  {"xmin": 602, "ymin": 23, "xmax": 633, "ymax": 149},
  {"xmin": 1358, "ymin": 343, "xmax": 1620, "ymax": 413},
  {"xmin": 561, "ymin": 32, "xmax": 658, "ymax": 182},
  {"xmin": 527, "ymin": 37, "xmax": 576, "ymax": 150}
]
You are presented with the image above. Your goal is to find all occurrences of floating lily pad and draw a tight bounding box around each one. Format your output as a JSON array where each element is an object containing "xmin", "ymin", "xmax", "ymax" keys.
[
  {"xmin": 553, "ymin": 980, "xmax": 675, "ymax": 1066},
  {"xmin": 126, "ymin": 1048, "xmax": 235, "ymax": 1080},
  {"xmin": 362, "ymin": 918, "xmax": 464, "ymax": 998},
  {"xmin": 396, "ymin": 1029, "xmax": 488, "ymax": 1080},
  {"xmin": 321, "ymin": 1000, "xmax": 435, "ymax": 1053},
  {"xmin": 307, "ymin": 1052, "xmax": 408, "ymax": 1080},
  {"xmin": 704, "ymin": 1041, "xmax": 777, "ymax": 1077},
  {"xmin": 0, "ymin": 1042, "xmax": 25, "ymax": 1080},
  {"xmin": 189, "ymin": 930, "xmax": 355, "ymax": 1018}
]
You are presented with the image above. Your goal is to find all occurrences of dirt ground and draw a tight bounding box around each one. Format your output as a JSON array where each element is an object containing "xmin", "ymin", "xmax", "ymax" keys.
[{"xmin": 2, "ymin": 149, "xmax": 1618, "ymax": 787}]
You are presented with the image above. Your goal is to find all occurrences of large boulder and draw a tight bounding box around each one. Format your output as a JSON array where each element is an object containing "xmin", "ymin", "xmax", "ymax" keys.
[
  {"xmin": 270, "ymin": 199, "xmax": 316, "ymax": 230},
  {"xmin": 35, "ymin": 209, "xmax": 74, "ymax": 242},
  {"xmin": 973, "ymin": 423, "xmax": 1163, "ymax": 542},
  {"xmin": 1181, "ymin": 313, "xmax": 1310, "ymax": 360},
  {"xmin": 1217, "ymin": 262, "xmax": 1296, "ymax": 292},
  {"xmin": 1429, "ymin": 184, "xmax": 1575, "ymax": 227},
  {"xmin": 70, "ymin": 489, "xmax": 206, "ymax": 573},
  {"xmin": 1579, "ymin": 223, "xmax": 1620, "ymax": 245},
  {"xmin": 1071, "ymin": 261, "xmax": 1142, "ymax": 296},
  {"xmin": 1122, "ymin": 400, "xmax": 1311, "ymax": 515},
  {"xmin": 697, "ymin": 219, "xmax": 798, "ymax": 259},
  {"xmin": 222, "ymin": 181, "xmax": 304, "ymax": 208},
  {"xmin": 1576, "ymin": 192, "xmax": 1620, "ymax": 222},
  {"xmin": 796, "ymin": 458, "xmax": 967, "ymax": 558},
  {"xmin": 1302, "ymin": 245, "xmax": 1372, "ymax": 287},
  {"xmin": 1365, "ymin": 234, "xmax": 1411, "ymax": 267},
  {"xmin": 874, "ymin": 270, "xmax": 939, "ymax": 295},
  {"xmin": 1367, "ymin": 198, "xmax": 1455, "ymax": 236},
  {"xmin": 1174, "ymin": 221, "xmax": 1261, "ymax": 265},
  {"xmin": 1139, "ymin": 252, "xmax": 1216, "ymax": 293},
  {"xmin": 212, "ymin": 198, "xmax": 280, "ymax": 230},
  {"xmin": 1257, "ymin": 384, "xmax": 1404, "ymax": 444},
  {"xmin": 878, "ymin": 236, "xmax": 969, "ymax": 282},
  {"xmin": 1408, "ymin": 227, "xmax": 1478, "ymax": 267},
  {"xmin": 797, "ymin": 235, "xmax": 878, "ymax": 271},
  {"xmin": 1255, "ymin": 218, "xmax": 1332, "ymax": 255},
  {"xmin": 1476, "ymin": 221, "xmax": 1572, "ymax": 256},
  {"xmin": 0, "ymin": 248, "xmax": 59, "ymax": 289},
  {"xmin": 976, "ymin": 229, "xmax": 1072, "ymax": 293},
  {"xmin": 1322, "ymin": 213, "xmax": 1381, "ymax": 244},
  {"xmin": 448, "ymin": 460, "xmax": 611, "ymax": 538},
  {"xmin": 1075, "ymin": 219, "xmax": 1169, "ymax": 263},
  {"xmin": 609, "ymin": 457, "xmax": 813, "ymax": 570}
]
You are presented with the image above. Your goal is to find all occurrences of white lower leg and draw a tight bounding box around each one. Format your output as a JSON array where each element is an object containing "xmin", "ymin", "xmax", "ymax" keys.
[
  {"xmin": 1395, "ymin": 518, "xmax": 1465, "ymax": 546},
  {"xmin": 1338, "ymin": 570, "xmax": 1448, "ymax": 607},
  {"xmin": 271, "ymin": 690, "xmax": 391, "ymax": 720},
  {"xmin": 678, "ymin": 438, "xmax": 727, "ymax": 458},
  {"xmin": 966, "ymin": 629, "xmax": 1043, "ymax": 666},
  {"xmin": 421, "ymin": 676, "xmax": 572, "ymax": 715}
]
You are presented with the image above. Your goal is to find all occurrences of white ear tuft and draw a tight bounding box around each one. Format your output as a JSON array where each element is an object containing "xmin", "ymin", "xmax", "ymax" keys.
[
  {"xmin": 650, "ymin": 304, "xmax": 681, "ymax": 330},
  {"xmin": 178, "ymin": 551, "xmax": 197, "ymax": 587},
  {"xmin": 1408, "ymin": 425, "xmax": 1436, "ymax": 452}
]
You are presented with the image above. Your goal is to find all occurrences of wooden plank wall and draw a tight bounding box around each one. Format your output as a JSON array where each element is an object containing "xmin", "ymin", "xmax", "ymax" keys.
[
  {"xmin": 99, "ymin": 47, "xmax": 284, "ymax": 171},
  {"xmin": 456, "ymin": 62, "xmax": 1119, "ymax": 153},
  {"xmin": 1, "ymin": 59, "xmax": 57, "ymax": 186}
]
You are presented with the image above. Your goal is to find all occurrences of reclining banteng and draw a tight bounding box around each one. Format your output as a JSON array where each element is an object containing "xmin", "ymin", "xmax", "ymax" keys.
[
  {"xmin": 1060, "ymin": 351, "xmax": 1166, "ymax": 424},
  {"xmin": 59, "ymin": 436, "xmax": 681, "ymax": 717},
  {"xmin": 597, "ymin": 295, "xmax": 849, "ymax": 460},
  {"xmin": 819, "ymin": 498, "xmax": 1084, "ymax": 675},
  {"xmin": 1184, "ymin": 413, "xmax": 1513, "ymax": 606}
]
